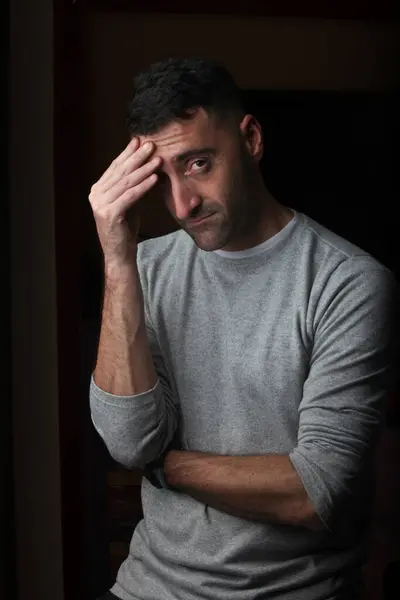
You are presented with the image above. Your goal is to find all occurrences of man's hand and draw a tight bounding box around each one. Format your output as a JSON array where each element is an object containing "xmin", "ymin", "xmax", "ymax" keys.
[{"xmin": 89, "ymin": 137, "xmax": 161, "ymax": 269}]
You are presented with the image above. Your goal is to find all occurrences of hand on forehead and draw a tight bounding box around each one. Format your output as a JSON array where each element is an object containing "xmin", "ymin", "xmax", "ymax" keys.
[{"xmin": 137, "ymin": 109, "xmax": 220, "ymax": 164}]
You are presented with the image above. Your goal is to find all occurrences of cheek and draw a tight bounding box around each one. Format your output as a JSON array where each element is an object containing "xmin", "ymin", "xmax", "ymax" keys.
[
  {"xmin": 221, "ymin": 168, "xmax": 244, "ymax": 204},
  {"xmin": 203, "ymin": 165, "xmax": 235, "ymax": 205}
]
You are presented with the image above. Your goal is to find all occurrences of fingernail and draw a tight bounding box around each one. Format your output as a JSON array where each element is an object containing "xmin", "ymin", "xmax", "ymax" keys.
[{"xmin": 143, "ymin": 142, "xmax": 153, "ymax": 152}]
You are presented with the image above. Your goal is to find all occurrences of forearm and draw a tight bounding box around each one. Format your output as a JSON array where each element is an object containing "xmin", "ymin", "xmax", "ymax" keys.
[
  {"xmin": 164, "ymin": 451, "xmax": 322, "ymax": 529},
  {"xmin": 93, "ymin": 263, "xmax": 158, "ymax": 395}
]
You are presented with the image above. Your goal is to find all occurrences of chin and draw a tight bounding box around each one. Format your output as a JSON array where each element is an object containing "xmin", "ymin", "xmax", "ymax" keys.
[
  {"xmin": 182, "ymin": 216, "xmax": 233, "ymax": 251},
  {"xmin": 183, "ymin": 228, "xmax": 224, "ymax": 252},
  {"xmin": 195, "ymin": 241, "xmax": 221, "ymax": 252}
]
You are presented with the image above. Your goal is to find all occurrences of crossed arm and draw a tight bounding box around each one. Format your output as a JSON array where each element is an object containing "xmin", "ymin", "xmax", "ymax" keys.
[
  {"xmin": 92, "ymin": 257, "xmax": 399, "ymax": 531},
  {"xmin": 158, "ymin": 260, "xmax": 399, "ymax": 531},
  {"xmin": 163, "ymin": 451, "xmax": 322, "ymax": 529}
]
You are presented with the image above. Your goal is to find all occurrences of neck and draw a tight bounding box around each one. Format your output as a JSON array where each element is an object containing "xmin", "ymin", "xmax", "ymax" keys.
[
  {"xmin": 223, "ymin": 184, "xmax": 293, "ymax": 252},
  {"xmin": 254, "ymin": 191, "xmax": 293, "ymax": 243}
]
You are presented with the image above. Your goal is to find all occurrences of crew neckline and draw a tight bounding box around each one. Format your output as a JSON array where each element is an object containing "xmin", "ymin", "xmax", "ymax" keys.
[
  {"xmin": 213, "ymin": 210, "xmax": 297, "ymax": 259},
  {"xmin": 197, "ymin": 210, "xmax": 306, "ymax": 271}
]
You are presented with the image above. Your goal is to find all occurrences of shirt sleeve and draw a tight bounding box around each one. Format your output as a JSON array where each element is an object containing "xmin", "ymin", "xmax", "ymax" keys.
[
  {"xmin": 89, "ymin": 248, "xmax": 180, "ymax": 470},
  {"xmin": 289, "ymin": 256, "xmax": 399, "ymax": 530}
]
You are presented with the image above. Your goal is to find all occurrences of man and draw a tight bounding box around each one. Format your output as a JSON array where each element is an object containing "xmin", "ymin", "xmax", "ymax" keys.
[{"xmin": 89, "ymin": 57, "xmax": 398, "ymax": 600}]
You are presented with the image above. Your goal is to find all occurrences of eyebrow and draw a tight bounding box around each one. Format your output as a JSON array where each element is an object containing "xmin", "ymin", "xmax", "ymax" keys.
[{"xmin": 173, "ymin": 147, "xmax": 216, "ymax": 163}]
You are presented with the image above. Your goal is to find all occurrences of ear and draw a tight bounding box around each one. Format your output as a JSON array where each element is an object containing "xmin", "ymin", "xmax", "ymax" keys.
[{"xmin": 239, "ymin": 114, "xmax": 264, "ymax": 162}]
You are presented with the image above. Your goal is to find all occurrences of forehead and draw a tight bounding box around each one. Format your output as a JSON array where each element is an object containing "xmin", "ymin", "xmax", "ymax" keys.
[{"xmin": 139, "ymin": 109, "xmax": 225, "ymax": 163}]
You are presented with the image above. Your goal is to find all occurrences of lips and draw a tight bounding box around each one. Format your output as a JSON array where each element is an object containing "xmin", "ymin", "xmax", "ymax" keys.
[{"xmin": 188, "ymin": 213, "xmax": 215, "ymax": 226}]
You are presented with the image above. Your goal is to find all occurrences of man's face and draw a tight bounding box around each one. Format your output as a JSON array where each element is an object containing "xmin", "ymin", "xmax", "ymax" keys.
[{"xmin": 139, "ymin": 108, "xmax": 263, "ymax": 252}]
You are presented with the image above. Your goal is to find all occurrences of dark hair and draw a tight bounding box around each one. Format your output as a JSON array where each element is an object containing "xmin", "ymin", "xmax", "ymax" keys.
[{"xmin": 127, "ymin": 57, "xmax": 244, "ymax": 136}]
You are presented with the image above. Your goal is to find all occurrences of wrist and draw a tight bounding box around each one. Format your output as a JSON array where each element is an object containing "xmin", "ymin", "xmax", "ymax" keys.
[
  {"xmin": 163, "ymin": 450, "xmax": 182, "ymax": 489},
  {"xmin": 144, "ymin": 439, "xmax": 183, "ymax": 491},
  {"xmin": 104, "ymin": 259, "xmax": 138, "ymax": 278},
  {"xmin": 103, "ymin": 261, "xmax": 142, "ymax": 292},
  {"xmin": 144, "ymin": 452, "xmax": 177, "ymax": 491}
]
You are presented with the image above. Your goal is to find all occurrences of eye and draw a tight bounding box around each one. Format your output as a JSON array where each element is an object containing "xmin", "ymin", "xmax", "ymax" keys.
[{"xmin": 187, "ymin": 158, "xmax": 210, "ymax": 174}]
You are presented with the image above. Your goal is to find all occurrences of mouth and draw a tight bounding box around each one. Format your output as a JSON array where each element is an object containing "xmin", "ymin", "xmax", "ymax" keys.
[{"xmin": 187, "ymin": 212, "xmax": 216, "ymax": 227}]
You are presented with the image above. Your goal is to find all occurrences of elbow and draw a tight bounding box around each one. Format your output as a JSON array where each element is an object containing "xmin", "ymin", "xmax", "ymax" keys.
[
  {"xmin": 90, "ymin": 401, "xmax": 179, "ymax": 469},
  {"xmin": 108, "ymin": 446, "xmax": 144, "ymax": 470},
  {"xmin": 105, "ymin": 435, "xmax": 164, "ymax": 469},
  {"xmin": 92, "ymin": 421, "xmax": 150, "ymax": 469},
  {"xmin": 101, "ymin": 431, "xmax": 172, "ymax": 470},
  {"xmin": 285, "ymin": 494, "xmax": 326, "ymax": 531},
  {"xmin": 300, "ymin": 499, "xmax": 326, "ymax": 531},
  {"xmin": 288, "ymin": 449, "xmax": 335, "ymax": 531}
]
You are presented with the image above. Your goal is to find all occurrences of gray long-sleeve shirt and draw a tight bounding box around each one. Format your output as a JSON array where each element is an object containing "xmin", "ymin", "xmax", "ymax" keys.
[{"xmin": 90, "ymin": 211, "xmax": 398, "ymax": 600}]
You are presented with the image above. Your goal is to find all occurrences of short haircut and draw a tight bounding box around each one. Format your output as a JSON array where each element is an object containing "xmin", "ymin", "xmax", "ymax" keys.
[{"xmin": 127, "ymin": 57, "xmax": 244, "ymax": 136}]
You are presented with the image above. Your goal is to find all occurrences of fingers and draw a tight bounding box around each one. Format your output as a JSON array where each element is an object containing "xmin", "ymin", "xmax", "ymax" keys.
[
  {"xmin": 89, "ymin": 138, "xmax": 161, "ymax": 230},
  {"xmin": 119, "ymin": 140, "xmax": 155, "ymax": 176},
  {"xmin": 111, "ymin": 172, "xmax": 159, "ymax": 215},
  {"xmin": 97, "ymin": 137, "xmax": 139, "ymax": 186},
  {"xmin": 88, "ymin": 137, "xmax": 160, "ymax": 261},
  {"xmin": 100, "ymin": 139, "xmax": 155, "ymax": 187},
  {"xmin": 99, "ymin": 155, "xmax": 161, "ymax": 204},
  {"xmin": 101, "ymin": 150, "xmax": 159, "ymax": 194}
]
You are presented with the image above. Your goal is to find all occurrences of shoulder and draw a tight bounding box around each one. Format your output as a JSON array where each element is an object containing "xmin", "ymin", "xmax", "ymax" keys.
[
  {"xmin": 320, "ymin": 254, "xmax": 398, "ymax": 316},
  {"xmin": 298, "ymin": 212, "xmax": 396, "ymax": 288},
  {"xmin": 137, "ymin": 228, "xmax": 186, "ymax": 259},
  {"xmin": 300, "ymin": 213, "xmax": 374, "ymax": 263},
  {"xmin": 136, "ymin": 228, "xmax": 195, "ymax": 290},
  {"xmin": 138, "ymin": 228, "xmax": 189, "ymax": 265},
  {"xmin": 312, "ymin": 252, "xmax": 398, "ymax": 338},
  {"xmin": 292, "ymin": 213, "xmax": 399, "ymax": 332}
]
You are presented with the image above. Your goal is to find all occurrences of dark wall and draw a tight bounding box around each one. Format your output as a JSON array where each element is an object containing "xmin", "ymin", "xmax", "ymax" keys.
[
  {"xmin": 2, "ymin": 0, "xmax": 17, "ymax": 598},
  {"xmin": 244, "ymin": 89, "xmax": 400, "ymax": 279}
]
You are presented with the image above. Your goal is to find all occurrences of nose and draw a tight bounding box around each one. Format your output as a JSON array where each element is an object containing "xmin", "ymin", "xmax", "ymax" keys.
[{"xmin": 168, "ymin": 178, "xmax": 202, "ymax": 222}]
